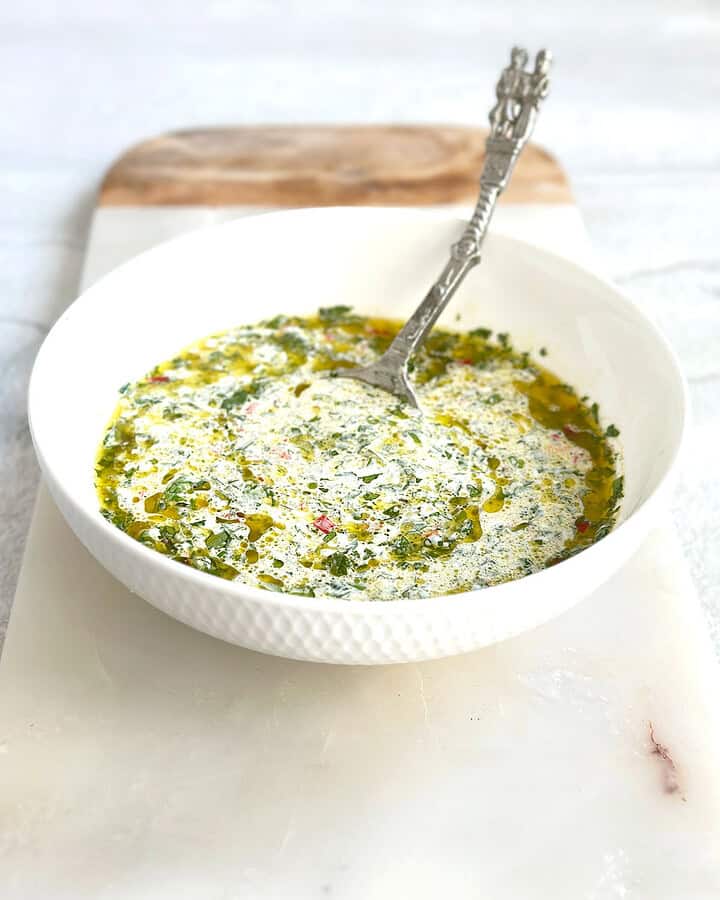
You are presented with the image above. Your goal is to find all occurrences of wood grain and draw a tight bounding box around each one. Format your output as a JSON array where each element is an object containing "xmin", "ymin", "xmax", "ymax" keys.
[{"xmin": 100, "ymin": 125, "xmax": 572, "ymax": 207}]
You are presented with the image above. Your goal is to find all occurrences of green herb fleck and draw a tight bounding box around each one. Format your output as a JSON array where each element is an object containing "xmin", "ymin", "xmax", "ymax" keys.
[
  {"xmin": 164, "ymin": 476, "xmax": 195, "ymax": 502},
  {"xmin": 469, "ymin": 327, "xmax": 492, "ymax": 339},
  {"xmin": 325, "ymin": 551, "xmax": 350, "ymax": 576},
  {"xmin": 221, "ymin": 388, "xmax": 249, "ymax": 410},
  {"xmin": 206, "ymin": 530, "xmax": 230, "ymax": 551},
  {"xmin": 318, "ymin": 305, "xmax": 353, "ymax": 324}
]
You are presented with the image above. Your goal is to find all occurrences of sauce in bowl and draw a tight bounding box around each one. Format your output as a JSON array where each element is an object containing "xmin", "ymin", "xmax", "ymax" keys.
[{"xmin": 96, "ymin": 306, "xmax": 622, "ymax": 600}]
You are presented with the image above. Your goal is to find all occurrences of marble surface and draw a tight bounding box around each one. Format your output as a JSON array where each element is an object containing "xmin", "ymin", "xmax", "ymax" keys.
[
  {"xmin": 2, "ymin": 1, "xmax": 719, "ymax": 650},
  {"xmin": 2, "ymin": 497, "xmax": 719, "ymax": 898}
]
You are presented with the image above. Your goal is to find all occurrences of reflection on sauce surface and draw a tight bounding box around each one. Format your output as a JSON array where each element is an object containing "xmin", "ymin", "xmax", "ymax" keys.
[{"xmin": 96, "ymin": 307, "xmax": 622, "ymax": 600}]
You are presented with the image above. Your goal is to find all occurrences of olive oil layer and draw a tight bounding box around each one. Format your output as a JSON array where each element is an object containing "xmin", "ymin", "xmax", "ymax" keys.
[{"xmin": 96, "ymin": 307, "xmax": 622, "ymax": 600}]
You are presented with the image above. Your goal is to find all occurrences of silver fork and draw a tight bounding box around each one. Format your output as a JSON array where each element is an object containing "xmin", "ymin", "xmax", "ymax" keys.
[{"xmin": 334, "ymin": 46, "xmax": 552, "ymax": 408}]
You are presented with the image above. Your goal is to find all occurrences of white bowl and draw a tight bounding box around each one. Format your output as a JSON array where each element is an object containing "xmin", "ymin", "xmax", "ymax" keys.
[{"xmin": 29, "ymin": 208, "xmax": 686, "ymax": 665}]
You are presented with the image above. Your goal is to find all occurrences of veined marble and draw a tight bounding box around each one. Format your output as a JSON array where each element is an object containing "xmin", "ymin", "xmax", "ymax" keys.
[
  {"xmin": 1, "ymin": 197, "xmax": 718, "ymax": 896},
  {"xmin": 1, "ymin": 4, "xmax": 719, "ymax": 895}
]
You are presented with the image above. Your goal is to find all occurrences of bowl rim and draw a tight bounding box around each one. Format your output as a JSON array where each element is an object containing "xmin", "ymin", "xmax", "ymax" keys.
[{"xmin": 28, "ymin": 205, "xmax": 689, "ymax": 615}]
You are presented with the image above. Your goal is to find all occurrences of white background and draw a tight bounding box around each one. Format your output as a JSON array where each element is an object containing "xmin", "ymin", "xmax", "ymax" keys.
[{"xmin": 2, "ymin": 0, "xmax": 718, "ymax": 649}]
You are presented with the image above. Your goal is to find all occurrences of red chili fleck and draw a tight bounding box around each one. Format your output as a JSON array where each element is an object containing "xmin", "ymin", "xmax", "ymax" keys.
[
  {"xmin": 149, "ymin": 375, "xmax": 170, "ymax": 383},
  {"xmin": 312, "ymin": 515, "xmax": 336, "ymax": 534},
  {"xmin": 460, "ymin": 358, "xmax": 474, "ymax": 366},
  {"xmin": 563, "ymin": 424, "xmax": 579, "ymax": 437},
  {"xmin": 575, "ymin": 517, "xmax": 590, "ymax": 534},
  {"xmin": 217, "ymin": 511, "xmax": 244, "ymax": 523}
]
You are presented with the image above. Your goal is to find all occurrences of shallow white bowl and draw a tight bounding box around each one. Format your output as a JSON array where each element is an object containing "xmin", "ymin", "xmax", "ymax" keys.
[{"xmin": 29, "ymin": 208, "xmax": 686, "ymax": 664}]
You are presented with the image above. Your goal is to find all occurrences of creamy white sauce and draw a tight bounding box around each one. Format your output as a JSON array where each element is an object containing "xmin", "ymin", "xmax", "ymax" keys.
[{"xmin": 99, "ymin": 315, "xmax": 604, "ymax": 600}]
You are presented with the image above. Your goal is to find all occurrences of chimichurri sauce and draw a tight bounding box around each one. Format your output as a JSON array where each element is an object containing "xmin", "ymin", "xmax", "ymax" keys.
[{"xmin": 96, "ymin": 307, "xmax": 622, "ymax": 600}]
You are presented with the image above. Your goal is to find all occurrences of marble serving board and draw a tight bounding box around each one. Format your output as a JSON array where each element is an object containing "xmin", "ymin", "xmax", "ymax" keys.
[{"xmin": 1, "ymin": 127, "xmax": 719, "ymax": 898}]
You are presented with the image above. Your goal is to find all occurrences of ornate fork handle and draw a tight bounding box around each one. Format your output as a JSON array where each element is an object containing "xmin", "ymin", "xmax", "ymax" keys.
[{"xmin": 336, "ymin": 46, "xmax": 552, "ymax": 407}]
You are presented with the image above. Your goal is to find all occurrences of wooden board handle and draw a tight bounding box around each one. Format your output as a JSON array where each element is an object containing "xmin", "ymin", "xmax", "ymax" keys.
[{"xmin": 100, "ymin": 125, "xmax": 572, "ymax": 207}]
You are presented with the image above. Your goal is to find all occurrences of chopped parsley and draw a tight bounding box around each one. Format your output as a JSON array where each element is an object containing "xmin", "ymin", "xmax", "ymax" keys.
[{"xmin": 96, "ymin": 310, "xmax": 622, "ymax": 600}]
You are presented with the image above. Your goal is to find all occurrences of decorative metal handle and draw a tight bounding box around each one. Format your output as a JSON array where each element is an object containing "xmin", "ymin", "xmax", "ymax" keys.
[{"xmin": 337, "ymin": 47, "xmax": 552, "ymax": 406}]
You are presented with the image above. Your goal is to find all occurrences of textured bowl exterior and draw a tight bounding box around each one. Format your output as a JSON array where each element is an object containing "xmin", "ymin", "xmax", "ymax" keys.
[
  {"xmin": 29, "ymin": 208, "xmax": 687, "ymax": 665},
  {"xmin": 41, "ymin": 464, "xmax": 659, "ymax": 665}
]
